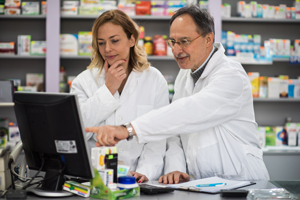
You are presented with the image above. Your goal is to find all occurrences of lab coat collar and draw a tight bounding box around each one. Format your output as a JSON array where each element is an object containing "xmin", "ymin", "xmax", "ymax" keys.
[
  {"xmin": 199, "ymin": 43, "xmax": 225, "ymax": 80},
  {"xmin": 184, "ymin": 43, "xmax": 224, "ymax": 95}
]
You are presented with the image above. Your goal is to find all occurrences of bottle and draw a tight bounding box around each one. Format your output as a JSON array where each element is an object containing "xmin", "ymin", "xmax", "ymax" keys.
[
  {"xmin": 153, "ymin": 35, "xmax": 167, "ymax": 56},
  {"xmin": 138, "ymin": 26, "xmax": 144, "ymax": 48},
  {"xmin": 59, "ymin": 66, "xmax": 67, "ymax": 93},
  {"xmin": 144, "ymin": 36, "xmax": 153, "ymax": 55}
]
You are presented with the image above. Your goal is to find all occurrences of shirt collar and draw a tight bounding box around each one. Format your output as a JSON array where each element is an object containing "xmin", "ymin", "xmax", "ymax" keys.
[{"xmin": 192, "ymin": 45, "xmax": 216, "ymax": 75}]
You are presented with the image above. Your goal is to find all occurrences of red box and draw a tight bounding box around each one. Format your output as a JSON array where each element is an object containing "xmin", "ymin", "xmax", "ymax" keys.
[{"xmin": 135, "ymin": 1, "xmax": 151, "ymax": 15}]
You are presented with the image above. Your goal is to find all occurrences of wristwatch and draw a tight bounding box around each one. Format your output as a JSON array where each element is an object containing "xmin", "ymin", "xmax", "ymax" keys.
[{"xmin": 122, "ymin": 123, "xmax": 134, "ymax": 141}]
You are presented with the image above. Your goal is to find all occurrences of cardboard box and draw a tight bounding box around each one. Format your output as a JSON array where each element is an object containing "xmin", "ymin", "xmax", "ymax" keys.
[
  {"xmin": 26, "ymin": 73, "xmax": 44, "ymax": 92},
  {"xmin": 18, "ymin": 35, "xmax": 31, "ymax": 55},
  {"xmin": 90, "ymin": 168, "xmax": 139, "ymax": 200},
  {"xmin": 21, "ymin": 2, "xmax": 39, "ymax": 15},
  {"xmin": 78, "ymin": 32, "xmax": 92, "ymax": 56},
  {"xmin": 248, "ymin": 72, "xmax": 260, "ymax": 98},
  {"xmin": 60, "ymin": 34, "xmax": 78, "ymax": 56},
  {"xmin": 30, "ymin": 41, "xmax": 46, "ymax": 55},
  {"xmin": 0, "ymin": 42, "xmax": 15, "ymax": 54}
]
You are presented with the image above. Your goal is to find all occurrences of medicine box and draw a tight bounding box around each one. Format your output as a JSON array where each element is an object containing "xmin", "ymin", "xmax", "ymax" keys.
[
  {"xmin": 257, "ymin": 126, "xmax": 266, "ymax": 148},
  {"xmin": 41, "ymin": 1, "xmax": 46, "ymax": 15},
  {"xmin": 60, "ymin": 34, "xmax": 78, "ymax": 56},
  {"xmin": 98, "ymin": 169, "xmax": 114, "ymax": 186},
  {"xmin": 286, "ymin": 123, "xmax": 297, "ymax": 146},
  {"xmin": 0, "ymin": 42, "xmax": 15, "ymax": 54},
  {"xmin": 18, "ymin": 35, "xmax": 31, "ymax": 55},
  {"xmin": 90, "ymin": 168, "xmax": 139, "ymax": 200},
  {"xmin": 26, "ymin": 73, "xmax": 44, "ymax": 92},
  {"xmin": 78, "ymin": 32, "xmax": 92, "ymax": 56},
  {"xmin": 30, "ymin": 41, "xmax": 46, "ymax": 55},
  {"xmin": 63, "ymin": 181, "xmax": 90, "ymax": 197},
  {"xmin": 248, "ymin": 72, "xmax": 259, "ymax": 98},
  {"xmin": 61, "ymin": 1, "xmax": 79, "ymax": 15},
  {"xmin": 91, "ymin": 147, "xmax": 117, "ymax": 170},
  {"xmin": 265, "ymin": 126, "xmax": 276, "ymax": 146},
  {"xmin": 21, "ymin": 2, "xmax": 39, "ymax": 15},
  {"xmin": 268, "ymin": 77, "xmax": 280, "ymax": 98}
]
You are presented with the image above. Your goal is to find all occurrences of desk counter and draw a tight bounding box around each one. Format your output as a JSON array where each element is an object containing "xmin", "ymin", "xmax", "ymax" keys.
[{"xmin": 15, "ymin": 180, "xmax": 278, "ymax": 200}]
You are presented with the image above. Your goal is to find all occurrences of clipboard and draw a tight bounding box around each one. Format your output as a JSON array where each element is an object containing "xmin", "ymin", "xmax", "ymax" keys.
[{"xmin": 166, "ymin": 176, "xmax": 256, "ymax": 194}]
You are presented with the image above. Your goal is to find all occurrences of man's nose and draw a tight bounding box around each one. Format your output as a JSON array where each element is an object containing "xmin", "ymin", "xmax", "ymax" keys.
[{"xmin": 172, "ymin": 43, "xmax": 183, "ymax": 55}]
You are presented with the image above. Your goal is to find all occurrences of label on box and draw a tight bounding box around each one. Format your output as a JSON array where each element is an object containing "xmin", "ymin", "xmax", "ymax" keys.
[
  {"xmin": 22, "ymin": 2, "xmax": 39, "ymax": 15},
  {"xmin": 30, "ymin": 41, "xmax": 46, "ymax": 55}
]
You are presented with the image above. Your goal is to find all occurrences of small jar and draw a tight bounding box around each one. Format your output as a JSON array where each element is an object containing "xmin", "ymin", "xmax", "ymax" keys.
[
  {"xmin": 144, "ymin": 36, "xmax": 153, "ymax": 55},
  {"xmin": 117, "ymin": 176, "xmax": 138, "ymax": 190}
]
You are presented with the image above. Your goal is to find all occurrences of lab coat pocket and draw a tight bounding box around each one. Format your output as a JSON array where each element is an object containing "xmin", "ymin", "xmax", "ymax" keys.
[{"xmin": 137, "ymin": 105, "xmax": 154, "ymax": 117}]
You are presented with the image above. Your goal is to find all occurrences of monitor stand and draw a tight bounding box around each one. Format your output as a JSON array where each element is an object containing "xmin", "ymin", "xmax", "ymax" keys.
[{"xmin": 27, "ymin": 188, "xmax": 73, "ymax": 197}]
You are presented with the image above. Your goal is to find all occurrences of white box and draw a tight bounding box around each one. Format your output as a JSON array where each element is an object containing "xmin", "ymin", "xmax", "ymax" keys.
[
  {"xmin": 98, "ymin": 169, "xmax": 114, "ymax": 186},
  {"xmin": 60, "ymin": 34, "xmax": 78, "ymax": 56},
  {"xmin": 268, "ymin": 77, "xmax": 280, "ymax": 98},
  {"xmin": 78, "ymin": 32, "xmax": 92, "ymax": 56},
  {"xmin": 41, "ymin": 1, "xmax": 46, "ymax": 14},
  {"xmin": 30, "ymin": 41, "xmax": 46, "ymax": 55},
  {"xmin": 61, "ymin": 1, "xmax": 79, "ymax": 15},
  {"xmin": 18, "ymin": 35, "xmax": 31, "ymax": 55},
  {"xmin": 91, "ymin": 147, "xmax": 117, "ymax": 170},
  {"xmin": 21, "ymin": 2, "xmax": 39, "ymax": 15},
  {"xmin": 257, "ymin": 126, "xmax": 266, "ymax": 148},
  {"xmin": 286, "ymin": 123, "xmax": 297, "ymax": 146}
]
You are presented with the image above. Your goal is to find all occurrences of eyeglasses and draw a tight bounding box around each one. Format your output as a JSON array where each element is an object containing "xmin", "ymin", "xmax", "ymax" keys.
[{"xmin": 166, "ymin": 35, "xmax": 202, "ymax": 49}]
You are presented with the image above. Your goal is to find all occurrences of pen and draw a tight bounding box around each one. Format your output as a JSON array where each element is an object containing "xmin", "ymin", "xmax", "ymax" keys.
[{"xmin": 196, "ymin": 183, "xmax": 227, "ymax": 187}]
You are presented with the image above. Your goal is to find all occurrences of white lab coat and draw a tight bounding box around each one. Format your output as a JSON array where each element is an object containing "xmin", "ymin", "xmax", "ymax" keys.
[
  {"xmin": 70, "ymin": 66, "xmax": 169, "ymax": 180},
  {"xmin": 132, "ymin": 43, "xmax": 270, "ymax": 181}
]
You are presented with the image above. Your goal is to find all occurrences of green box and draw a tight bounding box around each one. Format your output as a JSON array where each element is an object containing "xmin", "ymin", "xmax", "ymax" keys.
[
  {"xmin": 90, "ymin": 168, "xmax": 140, "ymax": 200},
  {"xmin": 265, "ymin": 126, "xmax": 276, "ymax": 146}
]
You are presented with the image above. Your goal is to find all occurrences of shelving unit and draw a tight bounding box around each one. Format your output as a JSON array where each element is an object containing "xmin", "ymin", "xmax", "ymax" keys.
[{"xmin": 222, "ymin": 0, "xmax": 300, "ymax": 180}]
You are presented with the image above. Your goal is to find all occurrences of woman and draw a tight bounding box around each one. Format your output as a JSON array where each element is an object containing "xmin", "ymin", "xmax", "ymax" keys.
[{"xmin": 70, "ymin": 10, "xmax": 169, "ymax": 182}]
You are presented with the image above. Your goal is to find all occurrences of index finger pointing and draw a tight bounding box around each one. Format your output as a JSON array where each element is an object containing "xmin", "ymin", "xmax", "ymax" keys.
[{"xmin": 85, "ymin": 127, "xmax": 100, "ymax": 133}]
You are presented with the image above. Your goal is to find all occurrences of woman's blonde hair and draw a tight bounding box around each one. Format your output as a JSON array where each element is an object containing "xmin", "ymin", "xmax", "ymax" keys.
[{"xmin": 87, "ymin": 9, "xmax": 150, "ymax": 73}]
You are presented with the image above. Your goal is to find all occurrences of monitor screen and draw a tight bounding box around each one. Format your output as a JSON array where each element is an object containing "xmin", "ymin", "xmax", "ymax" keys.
[{"xmin": 14, "ymin": 92, "xmax": 94, "ymax": 195}]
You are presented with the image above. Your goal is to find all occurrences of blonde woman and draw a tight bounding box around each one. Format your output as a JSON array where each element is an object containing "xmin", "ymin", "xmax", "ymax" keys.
[{"xmin": 70, "ymin": 10, "xmax": 169, "ymax": 182}]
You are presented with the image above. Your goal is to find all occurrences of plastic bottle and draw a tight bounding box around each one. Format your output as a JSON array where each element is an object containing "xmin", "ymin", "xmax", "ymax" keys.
[{"xmin": 144, "ymin": 36, "xmax": 153, "ymax": 55}]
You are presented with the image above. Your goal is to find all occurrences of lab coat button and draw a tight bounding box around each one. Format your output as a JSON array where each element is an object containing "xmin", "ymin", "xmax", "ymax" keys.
[{"xmin": 117, "ymin": 116, "xmax": 123, "ymax": 121}]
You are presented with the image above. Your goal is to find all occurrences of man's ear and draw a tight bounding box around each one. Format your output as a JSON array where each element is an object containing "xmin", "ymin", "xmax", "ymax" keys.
[
  {"xmin": 130, "ymin": 34, "xmax": 135, "ymax": 47},
  {"xmin": 205, "ymin": 32, "xmax": 214, "ymax": 47}
]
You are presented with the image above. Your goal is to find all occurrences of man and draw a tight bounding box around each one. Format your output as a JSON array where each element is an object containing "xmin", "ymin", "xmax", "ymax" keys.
[{"xmin": 86, "ymin": 5, "xmax": 270, "ymax": 184}]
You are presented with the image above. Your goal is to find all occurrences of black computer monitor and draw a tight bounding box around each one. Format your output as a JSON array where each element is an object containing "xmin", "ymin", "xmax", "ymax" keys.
[{"xmin": 14, "ymin": 92, "xmax": 94, "ymax": 197}]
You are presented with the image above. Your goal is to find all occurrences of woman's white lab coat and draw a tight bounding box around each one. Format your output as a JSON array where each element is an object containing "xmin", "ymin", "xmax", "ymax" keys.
[
  {"xmin": 70, "ymin": 66, "xmax": 169, "ymax": 180},
  {"xmin": 132, "ymin": 43, "xmax": 270, "ymax": 181}
]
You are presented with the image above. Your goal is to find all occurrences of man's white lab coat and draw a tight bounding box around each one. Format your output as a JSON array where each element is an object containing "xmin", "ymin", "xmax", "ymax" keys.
[
  {"xmin": 132, "ymin": 43, "xmax": 270, "ymax": 181},
  {"xmin": 71, "ymin": 67, "xmax": 169, "ymax": 180}
]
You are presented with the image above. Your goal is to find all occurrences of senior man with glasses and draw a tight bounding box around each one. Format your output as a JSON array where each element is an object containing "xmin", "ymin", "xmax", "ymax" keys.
[{"xmin": 86, "ymin": 4, "xmax": 270, "ymax": 184}]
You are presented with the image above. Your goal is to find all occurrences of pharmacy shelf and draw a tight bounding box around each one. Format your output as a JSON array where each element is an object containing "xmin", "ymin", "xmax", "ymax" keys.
[
  {"xmin": 60, "ymin": 55, "xmax": 175, "ymax": 60},
  {"xmin": 253, "ymin": 98, "xmax": 300, "ymax": 102},
  {"xmin": 0, "ymin": 15, "xmax": 46, "ymax": 19},
  {"xmin": 61, "ymin": 15, "xmax": 172, "ymax": 20},
  {"xmin": 0, "ymin": 55, "xmax": 46, "ymax": 59},
  {"xmin": 222, "ymin": 17, "xmax": 300, "ymax": 23},
  {"xmin": 0, "ymin": 102, "xmax": 14, "ymax": 107},
  {"xmin": 273, "ymin": 58, "xmax": 290, "ymax": 62},
  {"xmin": 263, "ymin": 147, "xmax": 300, "ymax": 155}
]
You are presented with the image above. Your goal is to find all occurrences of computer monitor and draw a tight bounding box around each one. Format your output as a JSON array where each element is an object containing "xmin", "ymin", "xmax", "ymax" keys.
[{"xmin": 14, "ymin": 92, "xmax": 94, "ymax": 197}]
